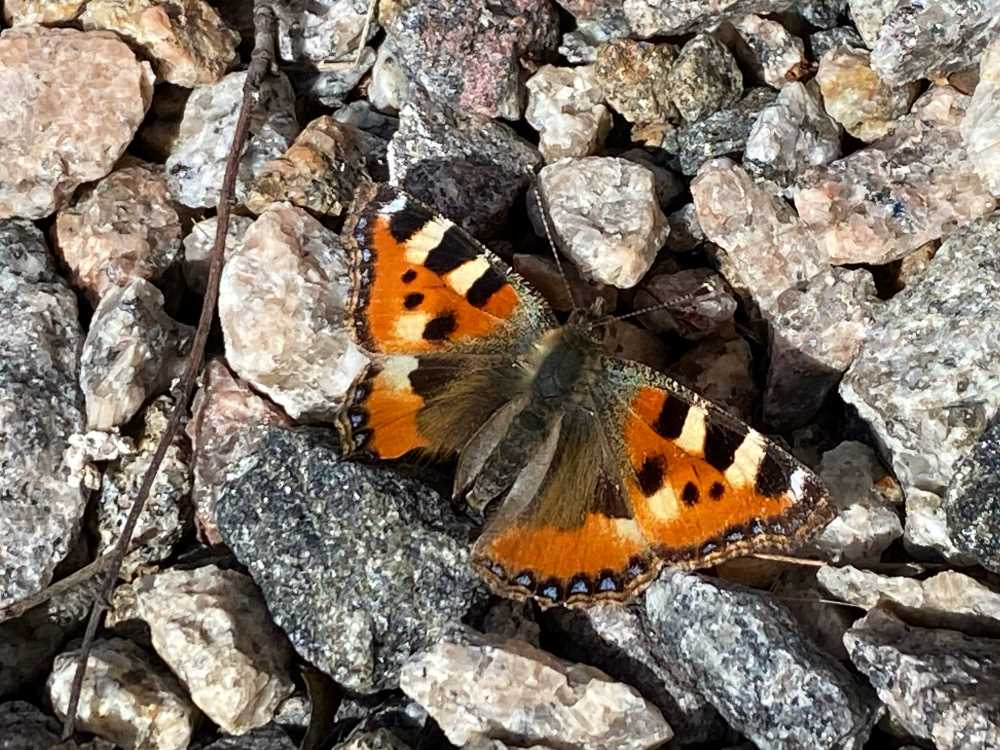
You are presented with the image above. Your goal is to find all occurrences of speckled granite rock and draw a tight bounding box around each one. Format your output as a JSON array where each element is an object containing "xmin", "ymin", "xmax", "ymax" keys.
[
  {"xmin": 182, "ymin": 214, "xmax": 252, "ymax": 294},
  {"xmin": 534, "ymin": 157, "xmax": 669, "ymax": 289},
  {"xmin": 166, "ymin": 70, "xmax": 299, "ymax": 208},
  {"xmin": 0, "ymin": 221, "xmax": 85, "ymax": 610},
  {"xmin": 400, "ymin": 626, "xmax": 673, "ymax": 750},
  {"xmin": 274, "ymin": 0, "xmax": 377, "ymax": 64},
  {"xmin": 525, "ymin": 65, "xmax": 611, "ymax": 161},
  {"xmin": 796, "ymin": 86, "xmax": 997, "ymax": 265},
  {"xmin": 79, "ymin": 278, "xmax": 193, "ymax": 431},
  {"xmin": 593, "ymin": 39, "xmax": 678, "ymax": 124},
  {"xmin": 667, "ymin": 34, "xmax": 743, "ymax": 123},
  {"xmin": 54, "ymin": 163, "xmax": 182, "ymax": 304},
  {"xmin": 961, "ymin": 35, "xmax": 1000, "ymax": 198},
  {"xmin": 216, "ymin": 427, "xmax": 484, "ymax": 693},
  {"xmin": 0, "ymin": 26, "xmax": 154, "ymax": 219},
  {"xmin": 623, "ymin": 0, "xmax": 794, "ymax": 36},
  {"xmin": 219, "ymin": 205, "xmax": 366, "ymax": 420},
  {"xmin": 644, "ymin": 571, "xmax": 879, "ymax": 750},
  {"xmin": 846, "ymin": 0, "xmax": 895, "ymax": 48},
  {"xmin": 944, "ymin": 414, "xmax": 1000, "ymax": 573},
  {"xmin": 732, "ymin": 14, "xmax": 809, "ymax": 88},
  {"xmin": 840, "ymin": 214, "xmax": 1000, "ymax": 500},
  {"xmin": 809, "ymin": 26, "xmax": 865, "ymax": 60},
  {"xmin": 845, "ymin": 609, "xmax": 1000, "ymax": 750},
  {"xmin": 904, "ymin": 488, "xmax": 978, "ymax": 565},
  {"xmin": 380, "ymin": 0, "xmax": 559, "ymax": 120}
]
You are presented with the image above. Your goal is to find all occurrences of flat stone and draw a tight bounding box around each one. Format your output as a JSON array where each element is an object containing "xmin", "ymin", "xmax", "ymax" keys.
[
  {"xmin": 945, "ymin": 413, "xmax": 1000, "ymax": 573},
  {"xmin": 54, "ymin": 163, "xmax": 182, "ymax": 304},
  {"xmin": 219, "ymin": 205, "xmax": 367, "ymax": 421},
  {"xmin": 380, "ymin": 0, "xmax": 558, "ymax": 120},
  {"xmin": 869, "ymin": 0, "xmax": 1000, "ymax": 86},
  {"xmin": 593, "ymin": 39, "xmax": 678, "ymax": 124},
  {"xmin": 526, "ymin": 65, "xmax": 611, "ymax": 162},
  {"xmin": 186, "ymin": 358, "xmax": 291, "ymax": 546},
  {"xmin": 80, "ymin": 0, "xmax": 239, "ymax": 87},
  {"xmin": 732, "ymin": 14, "xmax": 810, "ymax": 88},
  {"xmin": 0, "ymin": 26, "xmax": 154, "ymax": 219},
  {"xmin": 79, "ymin": 278, "xmax": 193, "ymax": 431},
  {"xmin": 840, "ymin": 214, "xmax": 1000, "ymax": 499},
  {"xmin": 535, "ymin": 157, "xmax": 669, "ymax": 289},
  {"xmin": 182, "ymin": 214, "xmax": 252, "ymax": 294},
  {"xmin": 671, "ymin": 336, "xmax": 758, "ymax": 419},
  {"xmin": 844, "ymin": 609, "xmax": 1000, "ymax": 750},
  {"xmin": 961, "ymin": 35, "xmax": 1000, "ymax": 197},
  {"xmin": 624, "ymin": 0, "xmax": 794, "ymax": 36},
  {"xmin": 48, "ymin": 637, "xmax": 196, "ymax": 750},
  {"xmin": 0, "ymin": 220, "xmax": 86, "ymax": 610},
  {"xmin": 795, "ymin": 86, "xmax": 997, "ymax": 265},
  {"xmin": 816, "ymin": 46, "xmax": 919, "ymax": 143},
  {"xmin": 644, "ymin": 571, "xmax": 879, "ymax": 750},
  {"xmin": 134, "ymin": 565, "xmax": 296, "ymax": 734},
  {"xmin": 166, "ymin": 70, "xmax": 299, "ymax": 208},
  {"xmin": 274, "ymin": 0, "xmax": 378, "ymax": 64},
  {"xmin": 400, "ymin": 626, "xmax": 673, "ymax": 750},
  {"xmin": 389, "ymin": 89, "xmax": 542, "ymax": 238},
  {"xmin": 633, "ymin": 268, "xmax": 737, "ymax": 340},
  {"xmin": 216, "ymin": 427, "xmax": 483, "ymax": 693},
  {"xmin": 667, "ymin": 34, "xmax": 743, "ymax": 123},
  {"xmin": 246, "ymin": 115, "xmax": 370, "ymax": 217},
  {"xmin": 806, "ymin": 441, "xmax": 903, "ymax": 564}
]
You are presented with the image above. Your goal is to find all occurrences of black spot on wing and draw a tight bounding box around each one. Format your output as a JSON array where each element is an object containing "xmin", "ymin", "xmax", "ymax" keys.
[
  {"xmin": 401, "ymin": 269, "xmax": 417, "ymax": 283},
  {"xmin": 704, "ymin": 421, "xmax": 744, "ymax": 472},
  {"xmin": 466, "ymin": 267, "xmax": 507, "ymax": 308},
  {"xmin": 636, "ymin": 455, "xmax": 665, "ymax": 497},
  {"xmin": 404, "ymin": 292, "xmax": 424, "ymax": 309},
  {"xmin": 709, "ymin": 482, "xmax": 725, "ymax": 499},
  {"xmin": 653, "ymin": 396, "xmax": 689, "ymax": 440},
  {"xmin": 424, "ymin": 226, "xmax": 472, "ymax": 275},
  {"xmin": 755, "ymin": 448, "xmax": 792, "ymax": 497},
  {"xmin": 681, "ymin": 482, "xmax": 699, "ymax": 506},
  {"xmin": 408, "ymin": 360, "xmax": 456, "ymax": 399},
  {"xmin": 423, "ymin": 312, "xmax": 457, "ymax": 341},
  {"xmin": 387, "ymin": 208, "xmax": 426, "ymax": 244}
]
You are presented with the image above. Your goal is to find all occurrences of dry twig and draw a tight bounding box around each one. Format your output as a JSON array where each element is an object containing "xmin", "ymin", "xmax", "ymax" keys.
[{"xmin": 59, "ymin": 1, "xmax": 279, "ymax": 738}]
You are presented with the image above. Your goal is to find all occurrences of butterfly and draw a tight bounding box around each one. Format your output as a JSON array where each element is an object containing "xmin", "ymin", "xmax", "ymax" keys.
[{"xmin": 336, "ymin": 183, "xmax": 832, "ymax": 607}]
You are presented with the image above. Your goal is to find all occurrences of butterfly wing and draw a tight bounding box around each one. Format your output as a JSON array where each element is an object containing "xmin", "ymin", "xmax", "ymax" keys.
[
  {"xmin": 339, "ymin": 184, "xmax": 556, "ymax": 459},
  {"xmin": 473, "ymin": 356, "xmax": 832, "ymax": 606}
]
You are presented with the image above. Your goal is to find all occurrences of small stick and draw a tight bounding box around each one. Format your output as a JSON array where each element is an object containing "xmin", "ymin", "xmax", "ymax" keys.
[
  {"xmin": 59, "ymin": 2, "xmax": 278, "ymax": 739},
  {"xmin": 354, "ymin": 0, "xmax": 378, "ymax": 67}
]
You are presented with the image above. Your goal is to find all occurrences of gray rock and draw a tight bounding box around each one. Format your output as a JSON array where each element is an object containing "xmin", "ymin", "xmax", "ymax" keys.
[
  {"xmin": 945, "ymin": 413, "xmax": 1000, "ymax": 573},
  {"xmin": 667, "ymin": 34, "xmax": 743, "ymax": 123},
  {"xmin": 673, "ymin": 88, "xmax": 778, "ymax": 175},
  {"xmin": 559, "ymin": 18, "xmax": 629, "ymax": 65},
  {"xmin": 643, "ymin": 571, "xmax": 880, "ymax": 750},
  {"xmin": 369, "ymin": 38, "xmax": 410, "ymax": 114},
  {"xmin": 0, "ymin": 220, "xmax": 85, "ymax": 610},
  {"xmin": 0, "ymin": 701, "xmax": 60, "ymax": 749},
  {"xmin": 846, "ymin": 0, "xmax": 896, "ymax": 47},
  {"xmin": 295, "ymin": 47, "xmax": 376, "ymax": 109},
  {"xmin": 273, "ymin": 0, "xmax": 378, "ymax": 64},
  {"xmin": 840, "ymin": 214, "xmax": 1000, "ymax": 499},
  {"xmin": 624, "ymin": 0, "xmax": 795, "ymax": 36},
  {"xmin": 798, "ymin": 0, "xmax": 848, "ymax": 27},
  {"xmin": 845, "ymin": 608, "xmax": 1000, "ymax": 750},
  {"xmin": 594, "ymin": 40, "xmax": 679, "ymax": 124},
  {"xmin": 216, "ymin": 427, "xmax": 483, "ymax": 693},
  {"xmin": 203, "ymin": 724, "xmax": 296, "ymax": 749},
  {"xmin": 809, "ymin": 27, "xmax": 865, "ymax": 60},
  {"xmin": 389, "ymin": 89, "xmax": 542, "ymax": 238},
  {"xmin": 904, "ymin": 488, "xmax": 978, "ymax": 565}
]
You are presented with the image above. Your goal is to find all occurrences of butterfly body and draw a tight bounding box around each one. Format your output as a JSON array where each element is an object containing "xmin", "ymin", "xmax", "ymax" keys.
[{"xmin": 339, "ymin": 184, "xmax": 832, "ymax": 607}]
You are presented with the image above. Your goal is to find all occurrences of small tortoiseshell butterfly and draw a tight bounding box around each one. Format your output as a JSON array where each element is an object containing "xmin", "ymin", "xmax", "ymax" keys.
[{"xmin": 337, "ymin": 184, "xmax": 832, "ymax": 607}]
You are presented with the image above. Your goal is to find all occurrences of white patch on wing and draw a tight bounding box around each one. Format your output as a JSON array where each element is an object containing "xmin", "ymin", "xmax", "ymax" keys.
[
  {"xmin": 674, "ymin": 407, "xmax": 707, "ymax": 455},
  {"xmin": 724, "ymin": 432, "xmax": 766, "ymax": 488},
  {"xmin": 380, "ymin": 355, "xmax": 419, "ymax": 390},
  {"xmin": 404, "ymin": 216, "xmax": 452, "ymax": 264},
  {"xmin": 446, "ymin": 257, "xmax": 491, "ymax": 295},
  {"xmin": 394, "ymin": 311, "xmax": 432, "ymax": 342},
  {"xmin": 613, "ymin": 518, "xmax": 646, "ymax": 544},
  {"xmin": 381, "ymin": 194, "xmax": 407, "ymax": 214},
  {"xmin": 789, "ymin": 468, "xmax": 809, "ymax": 500},
  {"xmin": 644, "ymin": 482, "xmax": 680, "ymax": 523}
]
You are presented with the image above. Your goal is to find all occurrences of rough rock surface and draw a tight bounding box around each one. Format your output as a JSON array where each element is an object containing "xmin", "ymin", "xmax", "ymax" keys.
[
  {"xmin": 134, "ymin": 565, "xmax": 295, "ymax": 734},
  {"xmin": 904, "ymin": 488, "xmax": 978, "ymax": 565},
  {"xmin": 79, "ymin": 278, "xmax": 193, "ymax": 431},
  {"xmin": 623, "ymin": 0, "xmax": 795, "ymax": 36},
  {"xmin": 593, "ymin": 39, "xmax": 678, "ymax": 124},
  {"xmin": 732, "ymin": 14, "xmax": 809, "ymax": 89},
  {"xmin": 216, "ymin": 427, "xmax": 483, "ymax": 693},
  {"xmin": 844, "ymin": 609, "xmax": 1000, "ymax": 750},
  {"xmin": 273, "ymin": 0, "xmax": 377, "ymax": 64},
  {"xmin": 388, "ymin": 90, "xmax": 542, "ymax": 238},
  {"xmin": 847, "ymin": 0, "xmax": 894, "ymax": 48},
  {"xmin": 400, "ymin": 626, "xmax": 673, "ymax": 750},
  {"xmin": 219, "ymin": 205, "xmax": 367, "ymax": 420},
  {"xmin": 369, "ymin": 38, "xmax": 410, "ymax": 113},
  {"xmin": 961, "ymin": 35, "xmax": 1000, "ymax": 198},
  {"xmin": 525, "ymin": 65, "xmax": 611, "ymax": 161},
  {"xmin": 796, "ymin": 86, "xmax": 997, "ymax": 265},
  {"xmin": 945, "ymin": 413, "xmax": 1000, "ymax": 573},
  {"xmin": 0, "ymin": 702, "xmax": 62, "ymax": 748},
  {"xmin": 633, "ymin": 268, "xmax": 737, "ymax": 340},
  {"xmin": 840, "ymin": 214, "xmax": 1000, "ymax": 499},
  {"xmin": 535, "ymin": 157, "xmax": 669, "ymax": 289},
  {"xmin": 3, "ymin": 0, "xmax": 87, "ymax": 24},
  {"xmin": 79, "ymin": 0, "xmax": 239, "ymax": 87},
  {"xmin": 295, "ymin": 47, "xmax": 376, "ymax": 109},
  {"xmin": 48, "ymin": 637, "xmax": 196, "ymax": 750},
  {"xmin": 0, "ymin": 26, "xmax": 154, "ymax": 219},
  {"xmin": 380, "ymin": 0, "xmax": 559, "ymax": 120},
  {"xmin": 666, "ymin": 34, "xmax": 743, "ymax": 123},
  {"xmin": 202, "ymin": 724, "xmax": 297, "ymax": 749},
  {"xmin": 0, "ymin": 221, "xmax": 86, "ymax": 610},
  {"xmin": 644, "ymin": 572, "xmax": 879, "ymax": 750},
  {"xmin": 670, "ymin": 336, "xmax": 758, "ymax": 419},
  {"xmin": 54, "ymin": 163, "xmax": 182, "ymax": 304},
  {"xmin": 166, "ymin": 70, "xmax": 299, "ymax": 208},
  {"xmin": 182, "ymin": 214, "xmax": 252, "ymax": 294}
]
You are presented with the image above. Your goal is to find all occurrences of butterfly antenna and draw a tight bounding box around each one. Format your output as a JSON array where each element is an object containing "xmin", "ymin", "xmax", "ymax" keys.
[
  {"xmin": 532, "ymin": 186, "xmax": 578, "ymax": 311},
  {"xmin": 587, "ymin": 279, "xmax": 720, "ymax": 330}
]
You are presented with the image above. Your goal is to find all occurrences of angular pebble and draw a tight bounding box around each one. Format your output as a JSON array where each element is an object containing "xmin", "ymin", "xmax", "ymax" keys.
[
  {"xmin": 2, "ymin": 0, "xmax": 86, "ymax": 24},
  {"xmin": 667, "ymin": 34, "xmax": 743, "ymax": 123},
  {"xmin": 624, "ymin": 0, "xmax": 795, "ymax": 36},
  {"xmin": 945, "ymin": 413, "xmax": 1000, "ymax": 573},
  {"xmin": 593, "ymin": 39, "xmax": 678, "ymax": 124},
  {"xmin": 961, "ymin": 35, "xmax": 1000, "ymax": 197},
  {"xmin": 904, "ymin": 489, "xmax": 978, "ymax": 565},
  {"xmin": 400, "ymin": 626, "xmax": 673, "ymax": 750},
  {"xmin": 846, "ymin": 0, "xmax": 895, "ymax": 48},
  {"xmin": 369, "ymin": 38, "xmax": 410, "ymax": 113},
  {"xmin": 733, "ymin": 14, "xmax": 809, "ymax": 88},
  {"xmin": 182, "ymin": 214, "xmax": 252, "ymax": 294},
  {"xmin": 526, "ymin": 64, "xmax": 611, "ymax": 162},
  {"xmin": 274, "ymin": 0, "xmax": 377, "ymax": 64},
  {"xmin": 633, "ymin": 268, "xmax": 736, "ymax": 340},
  {"xmin": 0, "ymin": 26, "xmax": 154, "ymax": 219}
]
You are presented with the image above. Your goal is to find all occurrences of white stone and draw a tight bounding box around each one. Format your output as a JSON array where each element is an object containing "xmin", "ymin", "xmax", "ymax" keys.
[
  {"xmin": 904, "ymin": 489, "xmax": 978, "ymax": 566},
  {"xmin": 182, "ymin": 215, "xmax": 253, "ymax": 294},
  {"xmin": 370, "ymin": 38, "xmax": 410, "ymax": 113},
  {"xmin": 961, "ymin": 36, "xmax": 1000, "ymax": 197},
  {"xmin": 525, "ymin": 64, "xmax": 611, "ymax": 162},
  {"xmin": 733, "ymin": 14, "xmax": 808, "ymax": 88}
]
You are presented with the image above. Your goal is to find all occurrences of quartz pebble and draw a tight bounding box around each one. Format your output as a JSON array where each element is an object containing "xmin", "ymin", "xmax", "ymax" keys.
[
  {"xmin": 624, "ymin": 0, "xmax": 795, "ymax": 36},
  {"xmin": 816, "ymin": 46, "xmax": 919, "ymax": 143},
  {"xmin": 79, "ymin": 0, "xmax": 238, "ymax": 87},
  {"xmin": 732, "ymin": 14, "xmax": 809, "ymax": 88},
  {"xmin": 667, "ymin": 34, "xmax": 743, "ymax": 123},
  {"xmin": 0, "ymin": 26, "xmax": 154, "ymax": 220},
  {"xmin": 274, "ymin": 0, "xmax": 377, "ymax": 64},
  {"xmin": 219, "ymin": 205, "xmax": 367, "ymax": 420},
  {"xmin": 593, "ymin": 39, "xmax": 678, "ymax": 124},
  {"xmin": 79, "ymin": 279, "xmax": 193, "ymax": 431},
  {"xmin": 380, "ymin": 0, "xmax": 559, "ymax": 120},
  {"xmin": 246, "ymin": 115, "xmax": 370, "ymax": 217},
  {"xmin": 48, "ymin": 637, "xmax": 196, "ymax": 750},
  {"xmin": 400, "ymin": 626, "xmax": 673, "ymax": 750},
  {"xmin": 796, "ymin": 86, "xmax": 997, "ymax": 265},
  {"xmin": 525, "ymin": 65, "xmax": 611, "ymax": 162},
  {"xmin": 54, "ymin": 163, "xmax": 182, "ymax": 304},
  {"xmin": 945, "ymin": 414, "xmax": 1000, "ymax": 574},
  {"xmin": 166, "ymin": 70, "xmax": 299, "ymax": 208},
  {"xmin": 535, "ymin": 157, "xmax": 669, "ymax": 289},
  {"xmin": 846, "ymin": 0, "xmax": 894, "ymax": 48},
  {"xmin": 0, "ymin": 221, "xmax": 86, "ymax": 610},
  {"xmin": 182, "ymin": 215, "xmax": 252, "ymax": 294},
  {"xmin": 904, "ymin": 489, "xmax": 978, "ymax": 566},
  {"xmin": 2, "ymin": 0, "xmax": 86, "ymax": 23},
  {"xmin": 961, "ymin": 36, "xmax": 1000, "ymax": 198},
  {"xmin": 134, "ymin": 565, "xmax": 296, "ymax": 734}
]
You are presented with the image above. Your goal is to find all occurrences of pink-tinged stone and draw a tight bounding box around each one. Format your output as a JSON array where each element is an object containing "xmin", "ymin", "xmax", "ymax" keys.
[
  {"xmin": 795, "ymin": 86, "xmax": 997, "ymax": 265},
  {"xmin": 961, "ymin": 36, "xmax": 1000, "ymax": 198},
  {"xmin": 525, "ymin": 65, "xmax": 611, "ymax": 162},
  {"xmin": 0, "ymin": 26, "xmax": 154, "ymax": 220},
  {"xmin": 187, "ymin": 358, "xmax": 291, "ymax": 545},
  {"xmin": 79, "ymin": 0, "xmax": 238, "ymax": 87},
  {"xmin": 54, "ymin": 163, "xmax": 182, "ymax": 304},
  {"xmin": 733, "ymin": 14, "xmax": 810, "ymax": 88},
  {"xmin": 2, "ymin": 0, "xmax": 85, "ymax": 24}
]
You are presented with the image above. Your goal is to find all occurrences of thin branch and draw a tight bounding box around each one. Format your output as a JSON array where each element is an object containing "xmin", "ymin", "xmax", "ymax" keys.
[{"xmin": 59, "ymin": 2, "xmax": 278, "ymax": 739}]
